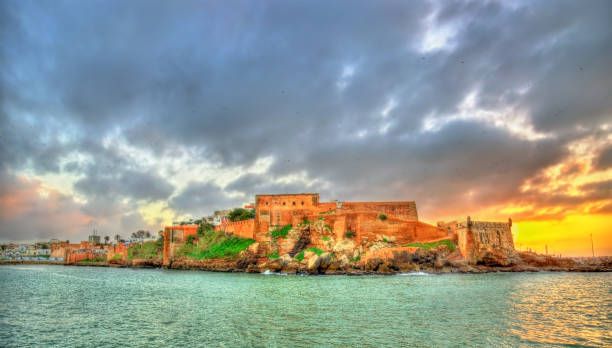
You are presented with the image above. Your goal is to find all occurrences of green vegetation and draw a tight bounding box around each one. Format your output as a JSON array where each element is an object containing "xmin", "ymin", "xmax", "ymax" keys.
[
  {"xmin": 271, "ymin": 225, "xmax": 292, "ymax": 239},
  {"xmin": 345, "ymin": 231, "xmax": 355, "ymax": 238},
  {"xmin": 295, "ymin": 250, "xmax": 305, "ymax": 261},
  {"xmin": 186, "ymin": 235, "xmax": 196, "ymax": 245},
  {"xmin": 177, "ymin": 229, "xmax": 255, "ymax": 260},
  {"xmin": 38, "ymin": 255, "xmax": 50, "ymax": 259},
  {"xmin": 111, "ymin": 254, "xmax": 122, "ymax": 260},
  {"xmin": 228, "ymin": 208, "xmax": 254, "ymax": 222},
  {"xmin": 79, "ymin": 256, "xmax": 106, "ymax": 263},
  {"xmin": 318, "ymin": 217, "xmax": 324, "ymax": 221},
  {"xmin": 305, "ymin": 247, "xmax": 325, "ymax": 256},
  {"xmin": 325, "ymin": 224, "xmax": 333, "ymax": 233},
  {"xmin": 321, "ymin": 236, "xmax": 330, "ymax": 241},
  {"xmin": 404, "ymin": 239, "xmax": 456, "ymax": 251},
  {"xmin": 267, "ymin": 250, "xmax": 279, "ymax": 259},
  {"xmin": 350, "ymin": 255, "xmax": 360, "ymax": 262},
  {"xmin": 383, "ymin": 237, "xmax": 388, "ymax": 242},
  {"xmin": 379, "ymin": 214, "xmax": 387, "ymax": 221},
  {"xmin": 127, "ymin": 241, "xmax": 163, "ymax": 260},
  {"xmin": 197, "ymin": 222, "xmax": 214, "ymax": 236},
  {"xmin": 299, "ymin": 220, "xmax": 310, "ymax": 226}
]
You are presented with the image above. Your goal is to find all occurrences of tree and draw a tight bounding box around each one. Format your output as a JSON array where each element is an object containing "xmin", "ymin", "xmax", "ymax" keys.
[
  {"xmin": 228, "ymin": 208, "xmax": 254, "ymax": 222},
  {"xmin": 114, "ymin": 234, "xmax": 121, "ymax": 243},
  {"xmin": 104, "ymin": 236, "xmax": 110, "ymax": 244}
]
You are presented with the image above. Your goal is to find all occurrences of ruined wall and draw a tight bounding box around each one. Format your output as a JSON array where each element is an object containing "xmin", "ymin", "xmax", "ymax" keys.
[
  {"xmin": 50, "ymin": 242, "xmax": 81, "ymax": 259},
  {"xmin": 165, "ymin": 225, "xmax": 198, "ymax": 242},
  {"xmin": 105, "ymin": 243, "xmax": 128, "ymax": 262},
  {"xmin": 163, "ymin": 226, "xmax": 195, "ymax": 267},
  {"xmin": 351, "ymin": 213, "xmax": 448, "ymax": 245},
  {"xmin": 339, "ymin": 202, "xmax": 418, "ymax": 221},
  {"xmin": 255, "ymin": 193, "xmax": 321, "ymax": 239},
  {"xmin": 66, "ymin": 250, "xmax": 106, "ymax": 264},
  {"xmin": 456, "ymin": 218, "xmax": 514, "ymax": 262},
  {"xmin": 215, "ymin": 219, "xmax": 255, "ymax": 239}
]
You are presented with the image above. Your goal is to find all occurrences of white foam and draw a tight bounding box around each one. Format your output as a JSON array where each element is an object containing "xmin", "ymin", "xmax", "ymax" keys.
[{"xmin": 398, "ymin": 271, "xmax": 433, "ymax": 276}]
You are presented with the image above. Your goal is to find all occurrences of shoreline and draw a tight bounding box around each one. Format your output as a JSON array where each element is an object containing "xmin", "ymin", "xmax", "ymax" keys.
[{"xmin": 2, "ymin": 259, "xmax": 610, "ymax": 274}]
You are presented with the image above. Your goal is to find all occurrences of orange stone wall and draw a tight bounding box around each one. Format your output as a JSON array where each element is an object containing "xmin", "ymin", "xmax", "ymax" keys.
[
  {"xmin": 340, "ymin": 202, "xmax": 418, "ymax": 221},
  {"xmin": 215, "ymin": 219, "xmax": 255, "ymax": 239},
  {"xmin": 456, "ymin": 218, "xmax": 514, "ymax": 260},
  {"xmin": 105, "ymin": 243, "xmax": 128, "ymax": 261}
]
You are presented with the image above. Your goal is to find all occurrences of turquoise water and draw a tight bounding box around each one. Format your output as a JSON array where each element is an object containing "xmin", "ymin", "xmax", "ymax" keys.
[{"xmin": 0, "ymin": 266, "xmax": 610, "ymax": 347}]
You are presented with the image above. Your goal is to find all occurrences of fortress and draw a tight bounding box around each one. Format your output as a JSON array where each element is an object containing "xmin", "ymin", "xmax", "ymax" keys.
[{"xmin": 163, "ymin": 193, "xmax": 515, "ymax": 268}]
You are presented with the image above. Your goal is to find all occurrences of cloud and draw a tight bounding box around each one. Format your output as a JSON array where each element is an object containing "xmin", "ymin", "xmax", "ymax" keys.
[{"xmin": 0, "ymin": 0, "xmax": 611, "ymax": 244}]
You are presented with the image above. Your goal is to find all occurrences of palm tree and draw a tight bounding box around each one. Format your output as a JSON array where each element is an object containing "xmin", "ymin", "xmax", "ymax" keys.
[
  {"xmin": 114, "ymin": 234, "xmax": 121, "ymax": 243},
  {"xmin": 104, "ymin": 236, "xmax": 110, "ymax": 244}
]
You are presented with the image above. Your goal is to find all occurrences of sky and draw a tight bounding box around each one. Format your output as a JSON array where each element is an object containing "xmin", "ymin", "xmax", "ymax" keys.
[{"xmin": 0, "ymin": 0, "xmax": 610, "ymax": 256}]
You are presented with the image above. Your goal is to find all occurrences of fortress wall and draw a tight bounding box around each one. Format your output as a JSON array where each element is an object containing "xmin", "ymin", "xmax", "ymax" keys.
[
  {"xmin": 215, "ymin": 219, "xmax": 255, "ymax": 239},
  {"xmin": 355, "ymin": 214, "xmax": 448, "ymax": 245},
  {"xmin": 339, "ymin": 202, "xmax": 418, "ymax": 221},
  {"xmin": 106, "ymin": 243, "xmax": 128, "ymax": 262},
  {"xmin": 456, "ymin": 218, "xmax": 514, "ymax": 261}
]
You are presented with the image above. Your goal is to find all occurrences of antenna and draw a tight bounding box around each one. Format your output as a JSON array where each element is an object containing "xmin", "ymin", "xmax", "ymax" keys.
[{"xmin": 590, "ymin": 233, "xmax": 594, "ymax": 258}]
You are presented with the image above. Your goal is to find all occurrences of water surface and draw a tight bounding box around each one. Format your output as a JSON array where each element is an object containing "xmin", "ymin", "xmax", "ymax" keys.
[{"xmin": 0, "ymin": 266, "xmax": 610, "ymax": 347}]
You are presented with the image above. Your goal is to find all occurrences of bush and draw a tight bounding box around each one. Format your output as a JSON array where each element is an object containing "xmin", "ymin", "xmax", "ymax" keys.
[
  {"xmin": 321, "ymin": 236, "xmax": 330, "ymax": 241},
  {"xmin": 349, "ymin": 255, "xmax": 360, "ymax": 262},
  {"xmin": 295, "ymin": 250, "xmax": 305, "ymax": 261},
  {"xmin": 128, "ymin": 241, "xmax": 163, "ymax": 260},
  {"xmin": 345, "ymin": 231, "xmax": 355, "ymax": 238},
  {"xmin": 271, "ymin": 225, "xmax": 292, "ymax": 239},
  {"xmin": 228, "ymin": 208, "xmax": 254, "ymax": 222},
  {"xmin": 177, "ymin": 229, "xmax": 255, "ymax": 260},
  {"xmin": 305, "ymin": 247, "xmax": 325, "ymax": 256},
  {"xmin": 197, "ymin": 222, "xmax": 214, "ymax": 236},
  {"xmin": 186, "ymin": 235, "xmax": 196, "ymax": 245},
  {"xmin": 379, "ymin": 214, "xmax": 387, "ymax": 221},
  {"xmin": 267, "ymin": 250, "xmax": 279, "ymax": 259},
  {"xmin": 404, "ymin": 239, "xmax": 456, "ymax": 251},
  {"xmin": 325, "ymin": 224, "xmax": 333, "ymax": 233}
]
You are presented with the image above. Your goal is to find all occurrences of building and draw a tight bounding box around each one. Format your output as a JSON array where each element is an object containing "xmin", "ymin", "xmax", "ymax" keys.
[
  {"xmin": 163, "ymin": 193, "xmax": 516, "ymax": 267},
  {"xmin": 88, "ymin": 234, "xmax": 101, "ymax": 245}
]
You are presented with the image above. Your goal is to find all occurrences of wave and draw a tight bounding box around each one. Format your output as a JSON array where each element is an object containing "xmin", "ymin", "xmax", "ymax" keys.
[
  {"xmin": 398, "ymin": 271, "xmax": 433, "ymax": 276},
  {"xmin": 261, "ymin": 270, "xmax": 288, "ymax": 276}
]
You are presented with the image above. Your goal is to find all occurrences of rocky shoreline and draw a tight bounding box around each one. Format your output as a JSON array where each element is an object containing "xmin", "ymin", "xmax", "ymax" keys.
[{"xmin": 3, "ymin": 250, "xmax": 611, "ymax": 274}]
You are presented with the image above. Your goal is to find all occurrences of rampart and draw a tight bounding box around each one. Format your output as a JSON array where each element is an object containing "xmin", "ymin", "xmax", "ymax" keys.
[
  {"xmin": 456, "ymin": 217, "xmax": 515, "ymax": 263},
  {"xmin": 215, "ymin": 219, "xmax": 255, "ymax": 239}
]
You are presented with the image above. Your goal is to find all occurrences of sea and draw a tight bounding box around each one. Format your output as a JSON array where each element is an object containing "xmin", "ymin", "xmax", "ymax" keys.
[{"xmin": 0, "ymin": 265, "xmax": 610, "ymax": 347}]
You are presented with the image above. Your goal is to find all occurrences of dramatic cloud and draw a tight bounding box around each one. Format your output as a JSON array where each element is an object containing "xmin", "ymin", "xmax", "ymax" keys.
[{"xmin": 0, "ymin": 0, "xmax": 610, "ymax": 254}]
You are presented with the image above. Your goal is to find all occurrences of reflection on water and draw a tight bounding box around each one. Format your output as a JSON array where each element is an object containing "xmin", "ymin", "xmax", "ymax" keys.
[
  {"xmin": 509, "ymin": 273, "xmax": 611, "ymax": 346},
  {"xmin": 0, "ymin": 266, "xmax": 610, "ymax": 347}
]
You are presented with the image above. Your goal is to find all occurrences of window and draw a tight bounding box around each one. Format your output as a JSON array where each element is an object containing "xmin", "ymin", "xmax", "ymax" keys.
[
  {"xmin": 283, "ymin": 202, "xmax": 286, "ymax": 206},
  {"xmin": 292, "ymin": 201, "xmax": 296, "ymax": 206},
  {"xmin": 301, "ymin": 201, "xmax": 304, "ymax": 206},
  {"xmin": 266, "ymin": 201, "xmax": 269, "ymax": 206}
]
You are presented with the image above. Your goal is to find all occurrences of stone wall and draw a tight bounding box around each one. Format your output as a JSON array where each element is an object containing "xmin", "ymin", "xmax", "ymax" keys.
[
  {"xmin": 105, "ymin": 243, "xmax": 128, "ymax": 262},
  {"xmin": 339, "ymin": 202, "xmax": 418, "ymax": 221},
  {"xmin": 456, "ymin": 217, "xmax": 515, "ymax": 263},
  {"xmin": 215, "ymin": 219, "xmax": 255, "ymax": 239}
]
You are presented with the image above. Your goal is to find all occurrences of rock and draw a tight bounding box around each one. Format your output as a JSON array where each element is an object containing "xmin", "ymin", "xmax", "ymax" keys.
[
  {"xmin": 319, "ymin": 252, "xmax": 332, "ymax": 269},
  {"xmin": 365, "ymin": 258, "xmax": 383, "ymax": 272},
  {"xmin": 352, "ymin": 249, "xmax": 360, "ymax": 259},
  {"xmin": 304, "ymin": 251, "xmax": 315, "ymax": 259},
  {"xmin": 333, "ymin": 239, "xmax": 355, "ymax": 255},
  {"xmin": 307, "ymin": 255, "xmax": 321, "ymax": 274},
  {"xmin": 281, "ymin": 261, "xmax": 299, "ymax": 274},
  {"xmin": 279, "ymin": 254, "xmax": 293, "ymax": 266}
]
